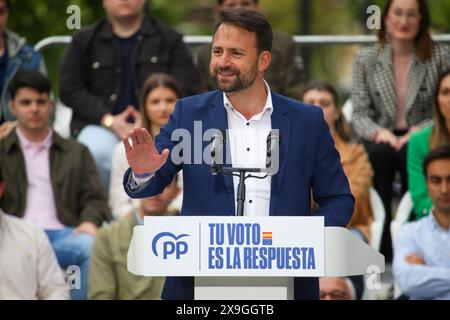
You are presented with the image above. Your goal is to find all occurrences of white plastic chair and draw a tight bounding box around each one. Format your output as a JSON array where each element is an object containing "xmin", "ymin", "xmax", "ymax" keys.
[
  {"xmin": 52, "ymin": 101, "xmax": 72, "ymax": 139},
  {"xmin": 369, "ymin": 187, "xmax": 385, "ymax": 252},
  {"xmin": 361, "ymin": 188, "xmax": 386, "ymax": 300},
  {"xmin": 390, "ymin": 191, "xmax": 413, "ymax": 245},
  {"xmin": 342, "ymin": 98, "xmax": 353, "ymax": 122},
  {"xmin": 390, "ymin": 191, "xmax": 413, "ymax": 299}
]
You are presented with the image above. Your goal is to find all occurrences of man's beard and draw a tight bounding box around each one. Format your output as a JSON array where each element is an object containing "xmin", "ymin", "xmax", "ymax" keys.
[{"xmin": 211, "ymin": 63, "xmax": 258, "ymax": 93}]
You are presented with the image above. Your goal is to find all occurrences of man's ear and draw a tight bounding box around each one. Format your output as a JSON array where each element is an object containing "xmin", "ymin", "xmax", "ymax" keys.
[{"xmin": 258, "ymin": 51, "xmax": 272, "ymax": 72}]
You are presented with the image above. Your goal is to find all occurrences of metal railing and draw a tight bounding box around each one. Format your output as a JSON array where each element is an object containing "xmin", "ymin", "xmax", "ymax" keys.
[{"xmin": 34, "ymin": 34, "xmax": 450, "ymax": 52}]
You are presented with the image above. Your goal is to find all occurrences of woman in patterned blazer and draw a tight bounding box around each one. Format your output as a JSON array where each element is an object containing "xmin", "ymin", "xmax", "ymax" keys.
[{"xmin": 351, "ymin": 0, "xmax": 450, "ymax": 260}]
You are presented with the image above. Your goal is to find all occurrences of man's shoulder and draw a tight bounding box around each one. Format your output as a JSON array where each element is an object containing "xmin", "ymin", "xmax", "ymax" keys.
[
  {"xmin": 178, "ymin": 91, "xmax": 220, "ymax": 108},
  {"xmin": 70, "ymin": 19, "xmax": 109, "ymax": 44},
  {"xmin": 398, "ymin": 216, "xmax": 430, "ymax": 239},
  {"xmin": 145, "ymin": 16, "xmax": 181, "ymax": 37},
  {"xmin": 52, "ymin": 132, "xmax": 93, "ymax": 158},
  {"xmin": 0, "ymin": 129, "xmax": 17, "ymax": 150},
  {"xmin": 1, "ymin": 212, "xmax": 45, "ymax": 241},
  {"xmin": 95, "ymin": 214, "xmax": 135, "ymax": 246},
  {"xmin": 53, "ymin": 132, "xmax": 85, "ymax": 149}
]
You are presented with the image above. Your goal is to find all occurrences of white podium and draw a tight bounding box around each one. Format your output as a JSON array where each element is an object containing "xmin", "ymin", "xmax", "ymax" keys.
[{"xmin": 127, "ymin": 216, "xmax": 384, "ymax": 300}]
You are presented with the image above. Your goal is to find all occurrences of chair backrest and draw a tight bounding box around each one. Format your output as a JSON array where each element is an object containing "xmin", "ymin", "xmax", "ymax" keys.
[
  {"xmin": 390, "ymin": 191, "xmax": 413, "ymax": 299},
  {"xmin": 390, "ymin": 191, "xmax": 412, "ymax": 245},
  {"xmin": 342, "ymin": 98, "xmax": 353, "ymax": 122},
  {"xmin": 369, "ymin": 187, "xmax": 385, "ymax": 252}
]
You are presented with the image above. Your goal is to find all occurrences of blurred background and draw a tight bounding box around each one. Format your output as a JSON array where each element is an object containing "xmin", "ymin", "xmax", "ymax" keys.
[{"xmin": 9, "ymin": 0, "xmax": 450, "ymax": 98}]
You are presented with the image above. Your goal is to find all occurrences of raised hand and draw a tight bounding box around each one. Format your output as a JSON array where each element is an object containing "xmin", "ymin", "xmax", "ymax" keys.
[{"xmin": 123, "ymin": 128, "xmax": 169, "ymax": 175}]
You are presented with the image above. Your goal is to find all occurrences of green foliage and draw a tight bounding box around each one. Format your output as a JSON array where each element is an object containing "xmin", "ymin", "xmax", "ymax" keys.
[{"xmin": 5, "ymin": 0, "xmax": 450, "ymax": 98}]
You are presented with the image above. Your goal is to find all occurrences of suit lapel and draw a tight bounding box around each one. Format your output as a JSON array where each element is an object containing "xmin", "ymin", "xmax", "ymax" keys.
[
  {"xmin": 209, "ymin": 91, "xmax": 235, "ymax": 213},
  {"xmin": 374, "ymin": 45, "xmax": 397, "ymax": 122},
  {"xmin": 405, "ymin": 52, "xmax": 426, "ymax": 113},
  {"xmin": 269, "ymin": 92, "xmax": 290, "ymax": 216}
]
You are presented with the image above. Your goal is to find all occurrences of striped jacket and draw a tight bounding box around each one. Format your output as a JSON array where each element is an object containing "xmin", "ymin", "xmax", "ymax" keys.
[{"xmin": 351, "ymin": 43, "xmax": 450, "ymax": 141}]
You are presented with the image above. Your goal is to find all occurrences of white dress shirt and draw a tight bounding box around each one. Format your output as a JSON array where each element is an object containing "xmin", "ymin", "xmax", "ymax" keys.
[{"xmin": 223, "ymin": 84, "xmax": 272, "ymax": 217}]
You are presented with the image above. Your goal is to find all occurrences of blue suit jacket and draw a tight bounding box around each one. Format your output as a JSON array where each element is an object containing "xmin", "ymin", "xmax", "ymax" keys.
[{"xmin": 124, "ymin": 90, "xmax": 354, "ymax": 300}]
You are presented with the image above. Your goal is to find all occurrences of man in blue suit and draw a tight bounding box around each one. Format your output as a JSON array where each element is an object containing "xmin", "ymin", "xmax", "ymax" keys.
[{"xmin": 123, "ymin": 8, "xmax": 354, "ymax": 300}]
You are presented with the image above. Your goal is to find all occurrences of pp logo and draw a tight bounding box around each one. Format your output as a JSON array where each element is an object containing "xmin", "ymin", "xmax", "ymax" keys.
[{"xmin": 152, "ymin": 232, "xmax": 189, "ymax": 259}]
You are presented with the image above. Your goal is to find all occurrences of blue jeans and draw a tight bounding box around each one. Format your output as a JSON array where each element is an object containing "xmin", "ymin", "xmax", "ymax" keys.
[
  {"xmin": 45, "ymin": 228, "xmax": 95, "ymax": 300},
  {"xmin": 77, "ymin": 125, "xmax": 119, "ymax": 191}
]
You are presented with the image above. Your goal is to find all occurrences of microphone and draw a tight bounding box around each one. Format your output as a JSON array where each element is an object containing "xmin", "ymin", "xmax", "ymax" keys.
[
  {"xmin": 266, "ymin": 130, "xmax": 281, "ymax": 175},
  {"xmin": 210, "ymin": 130, "xmax": 225, "ymax": 175}
]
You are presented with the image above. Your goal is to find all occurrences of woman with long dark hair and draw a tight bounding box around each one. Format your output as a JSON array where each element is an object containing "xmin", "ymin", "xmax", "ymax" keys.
[{"xmin": 408, "ymin": 69, "xmax": 450, "ymax": 219}]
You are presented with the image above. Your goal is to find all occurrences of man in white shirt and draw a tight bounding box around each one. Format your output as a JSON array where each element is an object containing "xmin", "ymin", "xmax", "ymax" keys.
[{"xmin": 0, "ymin": 182, "xmax": 69, "ymax": 300}]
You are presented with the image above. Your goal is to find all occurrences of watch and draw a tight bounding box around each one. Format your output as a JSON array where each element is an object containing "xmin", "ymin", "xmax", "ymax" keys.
[{"xmin": 102, "ymin": 114, "xmax": 114, "ymax": 129}]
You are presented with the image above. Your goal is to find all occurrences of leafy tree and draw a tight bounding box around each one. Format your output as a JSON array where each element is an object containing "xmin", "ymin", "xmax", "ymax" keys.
[{"xmin": 5, "ymin": 0, "xmax": 449, "ymax": 98}]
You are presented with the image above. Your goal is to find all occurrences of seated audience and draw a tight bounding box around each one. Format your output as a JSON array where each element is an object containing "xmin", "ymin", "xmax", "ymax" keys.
[
  {"xmin": 302, "ymin": 81, "xmax": 373, "ymax": 243},
  {"xmin": 89, "ymin": 177, "xmax": 180, "ymax": 300},
  {"xmin": 393, "ymin": 146, "xmax": 450, "ymax": 300},
  {"xmin": 109, "ymin": 73, "xmax": 183, "ymax": 219},
  {"xmin": 59, "ymin": 0, "xmax": 201, "ymax": 190},
  {"xmin": 408, "ymin": 69, "xmax": 450, "ymax": 219},
  {"xmin": 351, "ymin": 0, "xmax": 450, "ymax": 260},
  {"xmin": 0, "ymin": 70, "xmax": 110, "ymax": 300}
]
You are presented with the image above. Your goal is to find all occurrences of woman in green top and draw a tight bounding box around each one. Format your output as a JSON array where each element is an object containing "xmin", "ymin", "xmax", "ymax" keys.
[{"xmin": 408, "ymin": 69, "xmax": 450, "ymax": 219}]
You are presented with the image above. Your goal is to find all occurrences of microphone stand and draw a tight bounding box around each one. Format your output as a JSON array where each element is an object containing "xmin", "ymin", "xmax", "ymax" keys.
[
  {"xmin": 210, "ymin": 130, "xmax": 280, "ymax": 217},
  {"xmin": 218, "ymin": 166, "xmax": 268, "ymax": 217}
]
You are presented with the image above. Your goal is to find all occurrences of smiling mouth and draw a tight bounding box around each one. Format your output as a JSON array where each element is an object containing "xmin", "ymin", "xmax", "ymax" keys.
[
  {"xmin": 219, "ymin": 71, "xmax": 235, "ymax": 75},
  {"xmin": 218, "ymin": 72, "xmax": 237, "ymax": 79}
]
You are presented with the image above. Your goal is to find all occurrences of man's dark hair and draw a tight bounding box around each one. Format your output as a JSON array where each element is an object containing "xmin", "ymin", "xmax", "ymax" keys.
[
  {"xmin": 423, "ymin": 146, "xmax": 450, "ymax": 178},
  {"xmin": 9, "ymin": 70, "xmax": 51, "ymax": 100},
  {"xmin": 217, "ymin": 0, "xmax": 258, "ymax": 5},
  {"xmin": 213, "ymin": 8, "xmax": 272, "ymax": 53}
]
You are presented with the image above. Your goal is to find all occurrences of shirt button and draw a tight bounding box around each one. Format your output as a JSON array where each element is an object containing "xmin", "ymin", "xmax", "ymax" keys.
[
  {"xmin": 92, "ymin": 61, "xmax": 100, "ymax": 69},
  {"xmin": 150, "ymin": 56, "xmax": 159, "ymax": 63},
  {"xmin": 247, "ymin": 147, "xmax": 250, "ymax": 152},
  {"xmin": 249, "ymin": 200, "xmax": 253, "ymax": 204},
  {"xmin": 110, "ymin": 94, "xmax": 117, "ymax": 101},
  {"xmin": 246, "ymin": 122, "xmax": 250, "ymax": 126}
]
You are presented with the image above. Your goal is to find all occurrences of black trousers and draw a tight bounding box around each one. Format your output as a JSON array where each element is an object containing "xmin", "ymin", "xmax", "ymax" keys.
[{"xmin": 364, "ymin": 130, "xmax": 408, "ymax": 262}]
